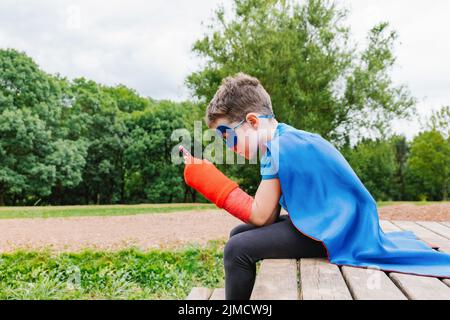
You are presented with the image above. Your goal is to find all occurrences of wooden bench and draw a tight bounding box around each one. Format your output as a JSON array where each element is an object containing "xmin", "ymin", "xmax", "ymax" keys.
[{"xmin": 186, "ymin": 220, "xmax": 450, "ymax": 300}]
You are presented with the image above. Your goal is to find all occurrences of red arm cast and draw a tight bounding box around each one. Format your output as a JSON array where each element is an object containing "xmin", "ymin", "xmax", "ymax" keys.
[{"xmin": 183, "ymin": 154, "xmax": 253, "ymax": 223}]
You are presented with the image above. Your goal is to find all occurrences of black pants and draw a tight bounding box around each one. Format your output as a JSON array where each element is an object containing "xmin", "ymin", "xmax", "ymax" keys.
[{"xmin": 224, "ymin": 214, "xmax": 327, "ymax": 300}]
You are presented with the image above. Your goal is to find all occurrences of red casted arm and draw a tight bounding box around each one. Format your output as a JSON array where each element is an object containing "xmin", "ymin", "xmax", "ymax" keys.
[
  {"xmin": 222, "ymin": 187, "xmax": 253, "ymax": 223},
  {"xmin": 183, "ymin": 154, "xmax": 253, "ymax": 223},
  {"xmin": 183, "ymin": 155, "xmax": 238, "ymax": 208}
]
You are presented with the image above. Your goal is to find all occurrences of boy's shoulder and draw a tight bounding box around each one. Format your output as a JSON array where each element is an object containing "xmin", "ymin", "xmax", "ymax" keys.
[
  {"xmin": 269, "ymin": 122, "xmax": 322, "ymax": 147},
  {"xmin": 286, "ymin": 123, "xmax": 321, "ymax": 135},
  {"xmin": 265, "ymin": 123, "xmax": 330, "ymax": 167}
]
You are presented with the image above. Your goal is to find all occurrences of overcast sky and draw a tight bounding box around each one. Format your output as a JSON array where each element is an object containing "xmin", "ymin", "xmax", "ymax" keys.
[{"xmin": 0, "ymin": 0, "xmax": 449, "ymax": 139}]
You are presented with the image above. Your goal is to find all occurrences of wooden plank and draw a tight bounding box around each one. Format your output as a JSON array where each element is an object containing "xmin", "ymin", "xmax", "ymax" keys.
[
  {"xmin": 209, "ymin": 288, "xmax": 225, "ymax": 300},
  {"xmin": 299, "ymin": 258, "xmax": 352, "ymax": 300},
  {"xmin": 341, "ymin": 266, "xmax": 406, "ymax": 300},
  {"xmin": 416, "ymin": 221, "xmax": 450, "ymax": 240},
  {"xmin": 250, "ymin": 259, "xmax": 298, "ymax": 300},
  {"xmin": 380, "ymin": 220, "xmax": 450, "ymax": 297},
  {"xmin": 388, "ymin": 221, "xmax": 450, "ymax": 298},
  {"xmin": 379, "ymin": 220, "xmax": 402, "ymax": 232},
  {"xmin": 186, "ymin": 287, "xmax": 213, "ymax": 300},
  {"xmin": 391, "ymin": 220, "xmax": 450, "ymax": 252},
  {"xmin": 382, "ymin": 220, "xmax": 449, "ymax": 252},
  {"xmin": 389, "ymin": 273, "xmax": 450, "ymax": 300}
]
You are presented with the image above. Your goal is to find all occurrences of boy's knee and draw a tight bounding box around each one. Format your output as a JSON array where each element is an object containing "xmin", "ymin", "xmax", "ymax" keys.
[
  {"xmin": 229, "ymin": 224, "xmax": 249, "ymax": 239},
  {"xmin": 224, "ymin": 235, "xmax": 251, "ymax": 265}
]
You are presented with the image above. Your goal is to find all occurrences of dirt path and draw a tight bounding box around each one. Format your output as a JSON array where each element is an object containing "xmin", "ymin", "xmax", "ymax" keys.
[
  {"xmin": 0, "ymin": 210, "xmax": 241, "ymax": 253},
  {"xmin": 0, "ymin": 203, "xmax": 449, "ymax": 253},
  {"xmin": 378, "ymin": 202, "xmax": 450, "ymax": 222}
]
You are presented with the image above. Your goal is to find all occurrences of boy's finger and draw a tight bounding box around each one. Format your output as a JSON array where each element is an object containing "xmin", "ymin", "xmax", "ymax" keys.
[
  {"xmin": 181, "ymin": 151, "xmax": 205, "ymax": 165},
  {"xmin": 184, "ymin": 153, "xmax": 198, "ymax": 165}
]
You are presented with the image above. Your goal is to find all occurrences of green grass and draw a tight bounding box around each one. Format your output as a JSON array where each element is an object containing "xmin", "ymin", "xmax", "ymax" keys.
[
  {"xmin": 376, "ymin": 201, "xmax": 448, "ymax": 207},
  {"xmin": 0, "ymin": 203, "xmax": 216, "ymax": 219},
  {"xmin": 0, "ymin": 240, "xmax": 225, "ymax": 300},
  {"xmin": 0, "ymin": 201, "xmax": 446, "ymax": 219}
]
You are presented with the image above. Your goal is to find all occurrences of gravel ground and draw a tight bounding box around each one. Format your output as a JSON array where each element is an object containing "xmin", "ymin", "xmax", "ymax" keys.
[
  {"xmin": 0, "ymin": 203, "xmax": 449, "ymax": 252},
  {"xmin": 378, "ymin": 202, "xmax": 450, "ymax": 222}
]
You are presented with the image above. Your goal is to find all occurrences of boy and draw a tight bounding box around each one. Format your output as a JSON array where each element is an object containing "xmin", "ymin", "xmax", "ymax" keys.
[{"xmin": 182, "ymin": 73, "xmax": 450, "ymax": 300}]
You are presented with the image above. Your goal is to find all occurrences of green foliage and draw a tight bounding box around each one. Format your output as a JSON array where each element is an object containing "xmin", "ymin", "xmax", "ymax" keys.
[
  {"xmin": 0, "ymin": 204, "xmax": 215, "ymax": 219},
  {"xmin": 0, "ymin": 242, "xmax": 225, "ymax": 299},
  {"xmin": 406, "ymin": 130, "xmax": 449, "ymax": 200},
  {"xmin": 103, "ymin": 84, "xmax": 150, "ymax": 113},
  {"xmin": 0, "ymin": 108, "xmax": 54, "ymax": 202},
  {"xmin": 0, "ymin": 48, "xmax": 62, "ymax": 115},
  {"xmin": 0, "ymin": 49, "xmax": 86, "ymax": 205},
  {"xmin": 425, "ymin": 105, "xmax": 450, "ymax": 139},
  {"xmin": 65, "ymin": 78, "xmax": 127, "ymax": 204},
  {"xmin": 342, "ymin": 138, "xmax": 396, "ymax": 201},
  {"xmin": 124, "ymin": 101, "xmax": 186, "ymax": 203},
  {"xmin": 342, "ymin": 128, "xmax": 450, "ymax": 202},
  {"xmin": 0, "ymin": 49, "xmax": 203, "ymax": 205},
  {"xmin": 390, "ymin": 135, "xmax": 409, "ymax": 201}
]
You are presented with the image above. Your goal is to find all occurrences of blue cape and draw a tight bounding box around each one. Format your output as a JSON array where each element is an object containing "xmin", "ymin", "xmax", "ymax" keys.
[{"xmin": 267, "ymin": 124, "xmax": 450, "ymax": 278}]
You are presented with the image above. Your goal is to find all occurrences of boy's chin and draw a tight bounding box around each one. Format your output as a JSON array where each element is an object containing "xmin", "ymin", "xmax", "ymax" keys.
[
  {"xmin": 235, "ymin": 148, "xmax": 258, "ymax": 160},
  {"xmin": 236, "ymin": 151, "xmax": 251, "ymax": 160},
  {"xmin": 245, "ymin": 152, "xmax": 258, "ymax": 160}
]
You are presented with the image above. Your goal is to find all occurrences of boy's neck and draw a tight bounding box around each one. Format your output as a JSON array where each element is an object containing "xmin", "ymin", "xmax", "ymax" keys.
[
  {"xmin": 266, "ymin": 118, "xmax": 279, "ymax": 140},
  {"xmin": 258, "ymin": 118, "xmax": 279, "ymax": 156}
]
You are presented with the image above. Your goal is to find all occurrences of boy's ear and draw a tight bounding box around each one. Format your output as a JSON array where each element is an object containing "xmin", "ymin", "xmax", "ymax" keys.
[{"xmin": 245, "ymin": 113, "xmax": 259, "ymax": 128}]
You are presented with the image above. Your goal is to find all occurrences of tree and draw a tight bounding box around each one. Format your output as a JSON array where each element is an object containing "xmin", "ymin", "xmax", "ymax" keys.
[
  {"xmin": 343, "ymin": 138, "xmax": 396, "ymax": 201},
  {"xmin": 103, "ymin": 84, "xmax": 150, "ymax": 113},
  {"xmin": 124, "ymin": 101, "xmax": 186, "ymax": 203},
  {"xmin": 186, "ymin": 0, "xmax": 416, "ymax": 144},
  {"xmin": 47, "ymin": 139, "xmax": 88, "ymax": 204},
  {"xmin": 66, "ymin": 78, "xmax": 128, "ymax": 204},
  {"xmin": 0, "ymin": 108, "xmax": 55, "ymax": 205},
  {"xmin": 407, "ymin": 130, "xmax": 449, "ymax": 201},
  {"xmin": 0, "ymin": 49, "xmax": 87, "ymax": 205},
  {"xmin": 390, "ymin": 135, "xmax": 409, "ymax": 201},
  {"xmin": 424, "ymin": 105, "xmax": 450, "ymax": 139}
]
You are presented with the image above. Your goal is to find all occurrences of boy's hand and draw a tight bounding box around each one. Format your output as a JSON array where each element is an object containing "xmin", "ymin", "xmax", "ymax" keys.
[{"xmin": 183, "ymin": 153, "xmax": 238, "ymax": 208}]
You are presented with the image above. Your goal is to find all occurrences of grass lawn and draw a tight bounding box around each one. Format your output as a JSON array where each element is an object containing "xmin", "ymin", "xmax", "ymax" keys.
[
  {"xmin": 0, "ymin": 201, "xmax": 444, "ymax": 219},
  {"xmin": 0, "ymin": 240, "xmax": 225, "ymax": 300},
  {"xmin": 0, "ymin": 203, "xmax": 216, "ymax": 219},
  {"xmin": 376, "ymin": 201, "xmax": 446, "ymax": 207}
]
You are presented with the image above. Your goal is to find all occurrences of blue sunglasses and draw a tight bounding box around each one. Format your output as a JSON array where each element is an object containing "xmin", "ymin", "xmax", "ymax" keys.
[{"xmin": 216, "ymin": 115, "xmax": 274, "ymax": 149}]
